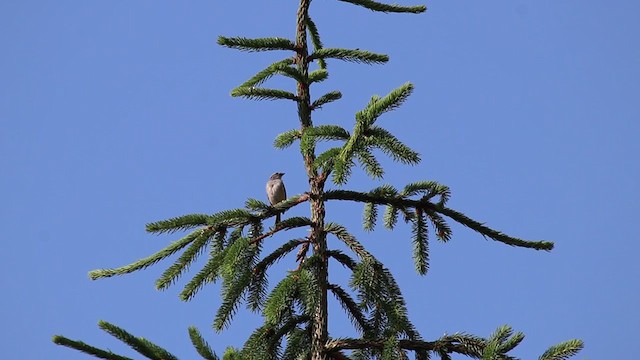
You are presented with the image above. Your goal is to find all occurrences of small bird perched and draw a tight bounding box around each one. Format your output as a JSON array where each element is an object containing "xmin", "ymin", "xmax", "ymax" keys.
[{"xmin": 266, "ymin": 172, "xmax": 287, "ymax": 224}]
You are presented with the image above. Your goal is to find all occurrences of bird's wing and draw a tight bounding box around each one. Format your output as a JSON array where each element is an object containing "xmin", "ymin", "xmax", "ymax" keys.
[{"xmin": 282, "ymin": 181, "xmax": 287, "ymax": 199}]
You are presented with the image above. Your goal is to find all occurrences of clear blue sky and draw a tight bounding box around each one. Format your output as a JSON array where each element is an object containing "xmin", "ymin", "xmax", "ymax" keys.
[{"xmin": 2, "ymin": 1, "xmax": 638, "ymax": 359}]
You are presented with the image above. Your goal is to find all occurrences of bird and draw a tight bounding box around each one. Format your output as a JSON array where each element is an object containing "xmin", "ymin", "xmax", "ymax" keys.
[{"xmin": 266, "ymin": 172, "xmax": 287, "ymax": 225}]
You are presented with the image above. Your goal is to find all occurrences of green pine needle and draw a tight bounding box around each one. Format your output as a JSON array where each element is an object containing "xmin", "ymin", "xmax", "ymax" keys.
[
  {"xmin": 263, "ymin": 275, "xmax": 299, "ymax": 326},
  {"xmin": 155, "ymin": 228, "xmax": 214, "ymax": 291},
  {"xmin": 313, "ymin": 147, "xmax": 341, "ymax": 172},
  {"xmin": 328, "ymin": 283, "xmax": 371, "ymax": 333},
  {"xmin": 274, "ymin": 129, "xmax": 301, "ymax": 149},
  {"xmin": 311, "ymin": 91, "xmax": 343, "ymax": 110},
  {"xmin": 500, "ymin": 331, "xmax": 525, "ymax": 353},
  {"xmin": 188, "ymin": 326, "xmax": 219, "ymax": 360},
  {"xmin": 363, "ymin": 202, "xmax": 377, "ymax": 231},
  {"xmin": 180, "ymin": 246, "xmax": 228, "ymax": 301},
  {"xmin": 237, "ymin": 58, "xmax": 295, "ymax": 89},
  {"xmin": 310, "ymin": 48, "xmax": 389, "ymax": 64},
  {"xmin": 282, "ymin": 327, "xmax": 310, "ymax": 359},
  {"xmin": 217, "ymin": 36, "xmax": 297, "ymax": 52},
  {"xmin": 308, "ymin": 69, "xmax": 329, "ymax": 83},
  {"xmin": 425, "ymin": 210, "xmax": 452, "ymax": 243},
  {"xmin": 539, "ymin": 339, "xmax": 584, "ymax": 360},
  {"xmin": 440, "ymin": 333, "xmax": 486, "ymax": 358},
  {"xmin": 356, "ymin": 148, "xmax": 385, "ymax": 179},
  {"xmin": 99, "ymin": 321, "xmax": 178, "ymax": 360},
  {"xmin": 245, "ymin": 198, "xmax": 270, "ymax": 211},
  {"xmin": 325, "ymin": 222, "xmax": 374, "ymax": 261},
  {"xmin": 231, "ymin": 87, "xmax": 299, "ymax": 102},
  {"xmin": 296, "ymin": 269, "xmax": 319, "ymax": 315},
  {"xmin": 332, "ymin": 156, "xmax": 355, "ymax": 185},
  {"xmin": 381, "ymin": 336, "xmax": 401, "ymax": 360},
  {"xmin": 248, "ymin": 239, "xmax": 305, "ymax": 310},
  {"xmin": 411, "ymin": 212, "xmax": 429, "ymax": 275},
  {"xmin": 207, "ymin": 208, "xmax": 256, "ymax": 226},
  {"xmin": 301, "ymin": 124, "xmax": 350, "ymax": 154},
  {"xmin": 401, "ymin": 180, "xmax": 450, "ymax": 203},
  {"xmin": 338, "ymin": 0, "xmax": 426, "ymax": 14},
  {"xmin": 366, "ymin": 126, "xmax": 421, "ymax": 165},
  {"xmin": 358, "ymin": 82, "xmax": 414, "ymax": 125},
  {"xmin": 327, "ymin": 250, "xmax": 358, "ymax": 270},
  {"xmin": 488, "ymin": 325, "xmax": 513, "ymax": 346},
  {"xmin": 214, "ymin": 269, "xmax": 253, "ymax": 331},
  {"xmin": 433, "ymin": 205, "xmax": 555, "ymax": 251},
  {"xmin": 52, "ymin": 335, "xmax": 133, "ymax": 360},
  {"xmin": 383, "ymin": 205, "xmax": 399, "ymax": 229},
  {"xmin": 146, "ymin": 214, "xmax": 211, "ymax": 234},
  {"xmin": 305, "ymin": 15, "xmax": 326, "ymax": 69},
  {"xmin": 89, "ymin": 230, "xmax": 201, "ymax": 280},
  {"xmin": 272, "ymin": 66, "xmax": 307, "ymax": 84}
]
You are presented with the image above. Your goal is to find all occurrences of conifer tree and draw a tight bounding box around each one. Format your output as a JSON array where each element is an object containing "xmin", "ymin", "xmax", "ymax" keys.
[{"xmin": 54, "ymin": 1, "xmax": 583, "ymax": 359}]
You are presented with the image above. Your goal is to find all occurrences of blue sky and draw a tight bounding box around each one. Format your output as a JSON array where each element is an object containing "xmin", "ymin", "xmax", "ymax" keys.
[{"xmin": 1, "ymin": 1, "xmax": 639, "ymax": 359}]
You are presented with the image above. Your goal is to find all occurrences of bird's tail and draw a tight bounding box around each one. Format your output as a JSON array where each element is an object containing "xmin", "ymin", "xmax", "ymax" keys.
[{"xmin": 275, "ymin": 213, "xmax": 281, "ymax": 226}]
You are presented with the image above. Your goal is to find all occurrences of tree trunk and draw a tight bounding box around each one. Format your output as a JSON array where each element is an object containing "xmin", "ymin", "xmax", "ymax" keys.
[
  {"xmin": 295, "ymin": 1, "xmax": 328, "ymax": 359},
  {"xmin": 309, "ymin": 180, "xmax": 328, "ymax": 360}
]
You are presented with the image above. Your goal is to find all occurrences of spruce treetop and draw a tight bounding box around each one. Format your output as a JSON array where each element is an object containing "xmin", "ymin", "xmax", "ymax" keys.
[{"xmin": 54, "ymin": 1, "xmax": 582, "ymax": 359}]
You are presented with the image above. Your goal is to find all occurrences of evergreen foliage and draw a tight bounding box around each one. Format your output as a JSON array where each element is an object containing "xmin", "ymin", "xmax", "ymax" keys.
[{"xmin": 54, "ymin": 1, "xmax": 582, "ymax": 359}]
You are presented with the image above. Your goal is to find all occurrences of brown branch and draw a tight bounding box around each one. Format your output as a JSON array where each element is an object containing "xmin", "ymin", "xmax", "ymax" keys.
[
  {"xmin": 323, "ymin": 190, "xmax": 554, "ymax": 251},
  {"xmin": 250, "ymin": 226, "xmax": 285, "ymax": 245},
  {"xmin": 324, "ymin": 338, "xmax": 481, "ymax": 357},
  {"xmin": 249, "ymin": 220, "xmax": 311, "ymax": 245},
  {"xmin": 328, "ymin": 351, "xmax": 351, "ymax": 360},
  {"xmin": 296, "ymin": 241, "xmax": 310, "ymax": 264},
  {"xmin": 271, "ymin": 193, "xmax": 311, "ymax": 214}
]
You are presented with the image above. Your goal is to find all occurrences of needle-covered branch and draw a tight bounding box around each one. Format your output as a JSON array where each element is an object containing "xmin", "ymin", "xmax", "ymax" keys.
[
  {"xmin": 213, "ymin": 238, "xmax": 261, "ymax": 331},
  {"xmin": 332, "ymin": 83, "xmax": 420, "ymax": 184},
  {"xmin": 263, "ymin": 273, "xmax": 305, "ymax": 326},
  {"xmin": 300, "ymin": 125, "xmax": 351, "ymax": 155},
  {"xmin": 146, "ymin": 214, "xmax": 211, "ymax": 234},
  {"xmin": 155, "ymin": 226, "xmax": 217, "ymax": 290},
  {"xmin": 412, "ymin": 208, "xmax": 429, "ymax": 274},
  {"xmin": 217, "ymin": 36, "xmax": 297, "ymax": 52},
  {"xmin": 309, "ymin": 69, "xmax": 329, "ymax": 84},
  {"xmin": 236, "ymin": 58, "xmax": 296, "ymax": 89},
  {"xmin": 365, "ymin": 126, "xmax": 421, "ymax": 165},
  {"xmin": 311, "ymin": 90, "xmax": 343, "ymax": 110},
  {"xmin": 350, "ymin": 257, "xmax": 420, "ymax": 340},
  {"xmin": 357, "ymin": 82, "xmax": 414, "ymax": 125},
  {"xmin": 231, "ymin": 87, "xmax": 299, "ymax": 102},
  {"xmin": 324, "ymin": 222, "xmax": 375, "ymax": 261},
  {"xmin": 309, "ymin": 48, "xmax": 389, "ymax": 64},
  {"xmin": 100, "ymin": 321, "xmax": 178, "ymax": 360},
  {"xmin": 265, "ymin": 193, "xmax": 310, "ymax": 219},
  {"xmin": 52, "ymin": 335, "xmax": 133, "ymax": 360},
  {"xmin": 539, "ymin": 339, "xmax": 584, "ymax": 360},
  {"xmin": 250, "ymin": 217, "xmax": 314, "ymax": 245},
  {"xmin": 238, "ymin": 315, "xmax": 311, "ymax": 358},
  {"xmin": 325, "ymin": 327, "xmax": 582, "ymax": 360},
  {"xmin": 328, "ymin": 283, "xmax": 371, "ymax": 334},
  {"xmin": 325, "ymin": 337, "xmax": 480, "ymax": 357},
  {"xmin": 324, "ymin": 188, "xmax": 554, "ymax": 251},
  {"xmin": 327, "ymin": 249, "xmax": 358, "ymax": 270},
  {"xmin": 338, "ymin": 0, "xmax": 427, "ymax": 14},
  {"xmin": 91, "ymin": 194, "xmax": 309, "ymax": 288},
  {"xmin": 274, "ymin": 129, "xmax": 302, "ymax": 149},
  {"xmin": 305, "ymin": 15, "xmax": 327, "ymax": 69},
  {"xmin": 249, "ymin": 238, "xmax": 308, "ymax": 310},
  {"xmin": 188, "ymin": 327, "xmax": 220, "ymax": 360},
  {"xmin": 435, "ymin": 205, "xmax": 554, "ymax": 250},
  {"xmin": 89, "ymin": 230, "xmax": 203, "ymax": 280}
]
